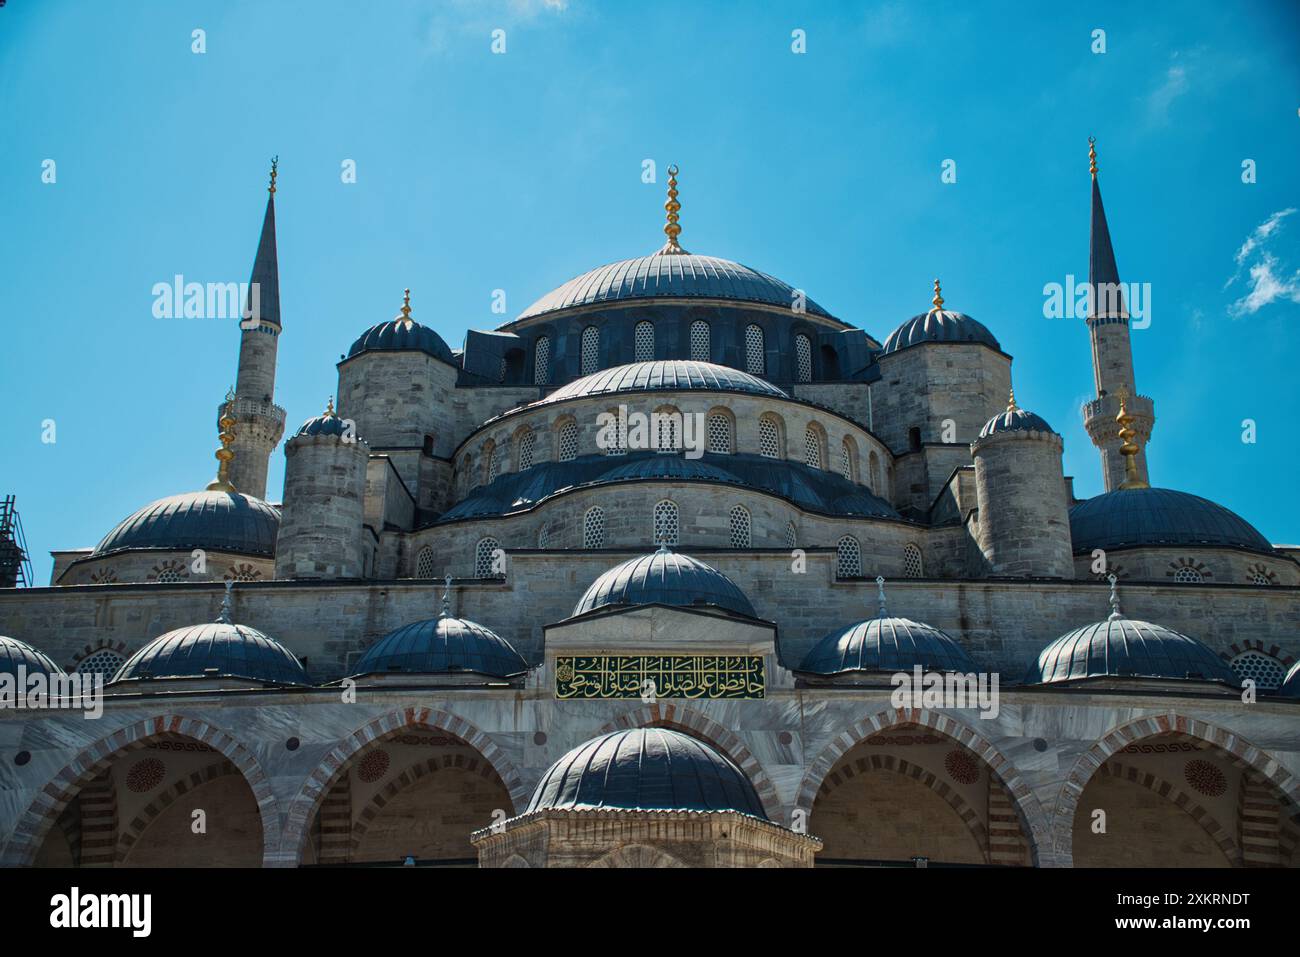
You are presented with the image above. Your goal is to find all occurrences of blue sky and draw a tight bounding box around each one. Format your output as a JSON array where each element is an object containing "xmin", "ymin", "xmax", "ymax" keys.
[{"xmin": 2, "ymin": 0, "xmax": 1298, "ymax": 579}]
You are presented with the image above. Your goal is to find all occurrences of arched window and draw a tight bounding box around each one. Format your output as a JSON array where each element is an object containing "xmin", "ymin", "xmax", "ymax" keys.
[
  {"xmin": 583, "ymin": 507, "xmax": 605, "ymax": 549},
  {"xmin": 1173, "ymin": 566, "xmax": 1203, "ymax": 584},
  {"xmin": 690, "ymin": 320, "xmax": 710, "ymax": 362},
  {"xmin": 1229, "ymin": 651, "xmax": 1286, "ymax": 691},
  {"xmin": 605, "ymin": 408, "xmax": 628, "ymax": 455},
  {"xmin": 839, "ymin": 439, "xmax": 855, "ymax": 481},
  {"xmin": 517, "ymin": 430, "xmax": 535, "ymax": 470},
  {"xmin": 868, "ymin": 450, "xmax": 881, "ymax": 492},
  {"xmin": 836, "ymin": 536, "xmax": 861, "ymax": 578},
  {"xmin": 759, "ymin": 416, "xmax": 782, "ymax": 459},
  {"xmin": 903, "ymin": 543, "xmax": 923, "ymax": 578},
  {"xmin": 475, "ymin": 538, "xmax": 502, "ymax": 578},
  {"xmin": 557, "ymin": 420, "xmax": 578, "ymax": 462},
  {"xmin": 75, "ymin": 649, "xmax": 126, "ymax": 679},
  {"xmin": 580, "ymin": 325, "xmax": 600, "ymax": 375},
  {"xmin": 707, "ymin": 413, "xmax": 731, "ymax": 454},
  {"xmin": 804, "ymin": 426, "xmax": 823, "ymax": 469},
  {"xmin": 655, "ymin": 407, "xmax": 679, "ymax": 453},
  {"xmin": 653, "ymin": 500, "xmax": 679, "ymax": 546},
  {"xmin": 728, "ymin": 505, "xmax": 751, "ymax": 548},
  {"xmin": 785, "ymin": 522, "xmax": 797, "ymax": 549},
  {"xmin": 485, "ymin": 442, "xmax": 501, "ymax": 483},
  {"xmin": 744, "ymin": 324, "xmax": 765, "ymax": 374},
  {"xmin": 415, "ymin": 547, "xmax": 436, "ymax": 579},
  {"xmin": 794, "ymin": 334, "xmax": 812, "ymax": 382},
  {"xmin": 497, "ymin": 356, "xmax": 507, "ymax": 383},
  {"xmin": 537, "ymin": 525, "xmax": 551, "ymax": 549},
  {"xmin": 534, "ymin": 336, "xmax": 552, "ymax": 385},
  {"xmin": 634, "ymin": 320, "xmax": 655, "ymax": 362}
]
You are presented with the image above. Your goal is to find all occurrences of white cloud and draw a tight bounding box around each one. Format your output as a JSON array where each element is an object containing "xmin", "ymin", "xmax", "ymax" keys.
[
  {"xmin": 426, "ymin": 0, "xmax": 568, "ymax": 53},
  {"xmin": 1226, "ymin": 208, "xmax": 1300, "ymax": 317},
  {"xmin": 1147, "ymin": 62, "xmax": 1189, "ymax": 124}
]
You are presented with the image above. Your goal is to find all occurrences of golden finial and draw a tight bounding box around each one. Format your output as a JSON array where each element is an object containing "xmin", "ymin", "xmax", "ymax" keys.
[
  {"xmin": 1088, "ymin": 137, "xmax": 1097, "ymax": 179},
  {"xmin": 206, "ymin": 389, "xmax": 239, "ymax": 492},
  {"xmin": 325, "ymin": 396, "xmax": 335, "ymax": 417},
  {"xmin": 1115, "ymin": 388, "xmax": 1148, "ymax": 490},
  {"xmin": 1006, "ymin": 387, "xmax": 1018, "ymax": 413},
  {"xmin": 269, "ymin": 156, "xmax": 279, "ymax": 195},
  {"xmin": 398, "ymin": 288, "xmax": 413, "ymax": 325},
  {"xmin": 658, "ymin": 164, "xmax": 688, "ymax": 255},
  {"xmin": 929, "ymin": 278, "xmax": 944, "ymax": 314}
]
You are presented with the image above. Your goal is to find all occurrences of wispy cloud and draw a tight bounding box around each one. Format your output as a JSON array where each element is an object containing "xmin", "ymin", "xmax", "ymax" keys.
[
  {"xmin": 1226, "ymin": 208, "xmax": 1300, "ymax": 317},
  {"xmin": 1147, "ymin": 57, "xmax": 1189, "ymax": 125},
  {"xmin": 426, "ymin": 0, "xmax": 569, "ymax": 53}
]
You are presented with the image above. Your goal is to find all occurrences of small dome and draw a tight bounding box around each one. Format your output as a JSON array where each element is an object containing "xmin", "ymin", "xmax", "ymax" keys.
[
  {"xmin": 0, "ymin": 635, "xmax": 64, "ymax": 678},
  {"xmin": 346, "ymin": 319, "xmax": 455, "ymax": 365},
  {"xmin": 112, "ymin": 621, "xmax": 309, "ymax": 686},
  {"xmin": 537, "ymin": 360, "xmax": 788, "ymax": 406},
  {"xmin": 881, "ymin": 309, "xmax": 1000, "ymax": 355},
  {"xmin": 598, "ymin": 455, "xmax": 740, "ymax": 485},
  {"xmin": 1279, "ymin": 661, "xmax": 1300, "ymax": 698},
  {"xmin": 293, "ymin": 406, "xmax": 355, "ymax": 439},
  {"xmin": 1027, "ymin": 617, "xmax": 1237, "ymax": 686},
  {"xmin": 799, "ymin": 617, "xmax": 977, "ymax": 675},
  {"xmin": 1069, "ymin": 487, "xmax": 1272, "ymax": 554},
  {"xmin": 979, "ymin": 404, "xmax": 1054, "ymax": 438},
  {"xmin": 94, "ymin": 491, "xmax": 280, "ymax": 558},
  {"xmin": 573, "ymin": 548, "xmax": 756, "ymax": 619},
  {"xmin": 353, "ymin": 615, "xmax": 528, "ymax": 679},
  {"xmin": 516, "ymin": 253, "xmax": 832, "ymax": 321},
  {"xmin": 527, "ymin": 728, "xmax": 767, "ymax": 818}
]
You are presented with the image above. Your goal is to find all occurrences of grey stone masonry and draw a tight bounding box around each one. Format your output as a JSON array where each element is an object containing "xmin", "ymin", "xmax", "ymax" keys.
[
  {"xmin": 275, "ymin": 432, "xmax": 369, "ymax": 579},
  {"xmin": 971, "ymin": 428, "xmax": 1074, "ymax": 578}
]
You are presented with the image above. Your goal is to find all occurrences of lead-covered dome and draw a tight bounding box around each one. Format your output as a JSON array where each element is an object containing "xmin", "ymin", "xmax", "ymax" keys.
[
  {"xmin": 799, "ymin": 603, "xmax": 977, "ymax": 675},
  {"xmin": 0, "ymin": 635, "xmax": 64, "ymax": 677},
  {"xmin": 516, "ymin": 254, "xmax": 832, "ymax": 322},
  {"xmin": 93, "ymin": 491, "xmax": 280, "ymax": 558},
  {"xmin": 537, "ymin": 360, "xmax": 788, "ymax": 406},
  {"xmin": 111, "ymin": 621, "xmax": 309, "ymax": 686},
  {"xmin": 353, "ymin": 614, "xmax": 528, "ymax": 679},
  {"xmin": 882, "ymin": 309, "xmax": 1000, "ymax": 355},
  {"xmin": 293, "ymin": 402, "xmax": 358, "ymax": 439},
  {"xmin": 527, "ymin": 728, "xmax": 767, "ymax": 818},
  {"xmin": 346, "ymin": 291, "xmax": 455, "ymax": 365},
  {"xmin": 1027, "ymin": 617, "xmax": 1237, "ymax": 686},
  {"xmin": 573, "ymin": 547, "xmax": 757, "ymax": 619},
  {"xmin": 1069, "ymin": 487, "xmax": 1272, "ymax": 554},
  {"xmin": 598, "ymin": 455, "xmax": 740, "ymax": 485},
  {"xmin": 978, "ymin": 395, "xmax": 1054, "ymax": 438}
]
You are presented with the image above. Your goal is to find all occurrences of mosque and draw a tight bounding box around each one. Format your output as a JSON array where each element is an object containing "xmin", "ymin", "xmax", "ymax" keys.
[{"xmin": 0, "ymin": 147, "xmax": 1297, "ymax": 868}]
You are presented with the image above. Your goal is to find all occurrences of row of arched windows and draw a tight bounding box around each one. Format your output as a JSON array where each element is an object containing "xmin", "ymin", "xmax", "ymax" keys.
[
  {"xmin": 835, "ymin": 539, "xmax": 924, "ymax": 580},
  {"xmin": 577, "ymin": 500, "xmax": 750, "ymax": 549},
  {"xmin": 530, "ymin": 326, "xmax": 819, "ymax": 384},
  {"xmin": 462, "ymin": 411, "xmax": 888, "ymax": 495}
]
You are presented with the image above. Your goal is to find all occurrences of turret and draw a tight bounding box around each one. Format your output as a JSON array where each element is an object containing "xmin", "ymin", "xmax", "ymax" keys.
[
  {"xmin": 219, "ymin": 160, "xmax": 289, "ymax": 499},
  {"xmin": 970, "ymin": 390, "xmax": 1073, "ymax": 578},
  {"xmin": 1080, "ymin": 138, "xmax": 1155, "ymax": 491},
  {"xmin": 274, "ymin": 400, "xmax": 369, "ymax": 579}
]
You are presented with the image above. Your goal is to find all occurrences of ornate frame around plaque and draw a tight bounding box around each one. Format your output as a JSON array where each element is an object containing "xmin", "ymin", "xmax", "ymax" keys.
[{"xmin": 554, "ymin": 655, "xmax": 764, "ymax": 699}]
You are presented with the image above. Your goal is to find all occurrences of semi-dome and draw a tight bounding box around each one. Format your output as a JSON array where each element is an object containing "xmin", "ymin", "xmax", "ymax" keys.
[
  {"xmin": 598, "ymin": 455, "xmax": 740, "ymax": 485},
  {"xmin": 1069, "ymin": 487, "xmax": 1272, "ymax": 554},
  {"xmin": 526, "ymin": 728, "xmax": 767, "ymax": 818},
  {"xmin": 353, "ymin": 612, "xmax": 528, "ymax": 679},
  {"xmin": 1279, "ymin": 661, "xmax": 1300, "ymax": 698},
  {"xmin": 0, "ymin": 635, "xmax": 65, "ymax": 677},
  {"xmin": 1027, "ymin": 617, "xmax": 1237, "ymax": 686},
  {"xmin": 882, "ymin": 309, "xmax": 1000, "ymax": 355},
  {"xmin": 979, "ymin": 394, "xmax": 1054, "ymax": 438},
  {"xmin": 111, "ymin": 621, "xmax": 309, "ymax": 686},
  {"xmin": 537, "ymin": 360, "xmax": 788, "ymax": 406},
  {"xmin": 572, "ymin": 547, "xmax": 757, "ymax": 619},
  {"xmin": 515, "ymin": 253, "xmax": 832, "ymax": 322},
  {"xmin": 799, "ymin": 585, "xmax": 977, "ymax": 675},
  {"xmin": 93, "ymin": 490, "xmax": 280, "ymax": 558}
]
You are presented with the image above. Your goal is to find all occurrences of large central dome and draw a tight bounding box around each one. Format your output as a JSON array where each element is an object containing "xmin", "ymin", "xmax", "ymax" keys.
[{"xmin": 515, "ymin": 253, "xmax": 833, "ymax": 321}]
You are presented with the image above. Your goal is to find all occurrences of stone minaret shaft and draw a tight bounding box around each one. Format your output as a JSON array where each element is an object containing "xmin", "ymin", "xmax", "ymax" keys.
[
  {"xmin": 223, "ymin": 161, "xmax": 287, "ymax": 499},
  {"xmin": 1080, "ymin": 140, "xmax": 1154, "ymax": 492}
]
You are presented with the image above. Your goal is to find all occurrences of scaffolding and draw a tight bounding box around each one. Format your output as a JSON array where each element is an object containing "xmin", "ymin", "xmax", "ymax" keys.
[{"xmin": 0, "ymin": 495, "xmax": 34, "ymax": 588}]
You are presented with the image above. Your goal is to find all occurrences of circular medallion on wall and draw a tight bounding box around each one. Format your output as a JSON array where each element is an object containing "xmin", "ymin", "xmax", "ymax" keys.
[
  {"xmin": 357, "ymin": 748, "xmax": 391, "ymax": 783},
  {"xmin": 1184, "ymin": 758, "xmax": 1227, "ymax": 797},
  {"xmin": 944, "ymin": 749, "xmax": 981, "ymax": 785},
  {"xmin": 126, "ymin": 757, "xmax": 166, "ymax": 793}
]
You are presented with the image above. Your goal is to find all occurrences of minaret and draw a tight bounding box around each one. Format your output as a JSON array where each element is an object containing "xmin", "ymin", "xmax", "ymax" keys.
[
  {"xmin": 1080, "ymin": 138, "xmax": 1155, "ymax": 491},
  {"xmin": 222, "ymin": 158, "xmax": 288, "ymax": 499}
]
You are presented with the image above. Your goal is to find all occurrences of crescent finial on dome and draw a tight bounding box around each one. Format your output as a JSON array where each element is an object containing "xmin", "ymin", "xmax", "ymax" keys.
[
  {"xmin": 657, "ymin": 164, "xmax": 689, "ymax": 255},
  {"xmin": 929, "ymin": 278, "xmax": 944, "ymax": 314}
]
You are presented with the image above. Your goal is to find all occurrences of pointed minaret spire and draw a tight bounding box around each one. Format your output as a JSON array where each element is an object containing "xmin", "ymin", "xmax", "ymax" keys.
[
  {"xmin": 1080, "ymin": 137, "xmax": 1155, "ymax": 492},
  {"xmin": 657, "ymin": 164, "xmax": 689, "ymax": 255},
  {"xmin": 223, "ymin": 160, "xmax": 288, "ymax": 499}
]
